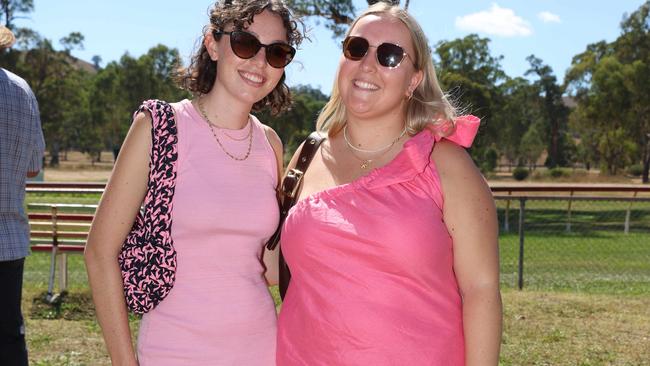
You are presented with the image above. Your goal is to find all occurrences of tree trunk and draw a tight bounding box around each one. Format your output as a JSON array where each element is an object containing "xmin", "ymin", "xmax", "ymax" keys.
[
  {"xmin": 641, "ymin": 142, "xmax": 650, "ymax": 183},
  {"xmin": 49, "ymin": 145, "xmax": 60, "ymax": 167},
  {"xmin": 112, "ymin": 145, "xmax": 120, "ymax": 161},
  {"xmin": 549, "ymin": 120, "xmax": 558, "ymax": 168}
]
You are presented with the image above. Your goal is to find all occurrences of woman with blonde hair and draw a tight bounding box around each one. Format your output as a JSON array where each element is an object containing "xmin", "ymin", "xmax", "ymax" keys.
[{"xmin": 276, "ymin": 3, "xmax": 502, "ymax": 365}]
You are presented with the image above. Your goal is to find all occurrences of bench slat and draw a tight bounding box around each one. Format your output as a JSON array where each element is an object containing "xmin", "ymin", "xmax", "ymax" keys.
[
  {"xmin": 27, "ymin": 213, "xmax": 94, "ymax": 221},
  {"xmin": 29, "ymin": 221, "xmax": 92, "ymax": 228},
  {"xmin": 30, "ymin": 231, "xmax": 88, "ymax": 239},
  {"xmin": 31, "ymin": 244, "xmax": 85, "ymax": 252}
]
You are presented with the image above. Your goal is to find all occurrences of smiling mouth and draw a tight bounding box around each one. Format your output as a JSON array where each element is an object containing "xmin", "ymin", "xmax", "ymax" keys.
[
  {"xmin": 353, "ymin": 79, "xmax": 380, "ymax": 91},
  {"xmin": 239, "ymin": 70, "xmax": 265, "ymax": 85}
]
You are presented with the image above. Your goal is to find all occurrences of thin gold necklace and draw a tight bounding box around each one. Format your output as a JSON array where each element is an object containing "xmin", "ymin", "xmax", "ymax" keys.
[
  {"xmin": 343, "ymin": 124, "xmax": 407, "ymax": 153},
  {"xmin": 347, "ymin": 144, "xmax": 395, "ymax": 169},
  {"xmin": 343, "ymin": 124, "xmax": 407, "ymax": 169},
  {"xmin": 197, "ymin": 97, "xmax": 253, "ymax": 161}
]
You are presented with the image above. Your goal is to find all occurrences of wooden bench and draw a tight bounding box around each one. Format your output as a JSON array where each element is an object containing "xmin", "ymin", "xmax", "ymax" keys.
[{"xmin": 28, "ymin": 203, "xmax": 96, "ymax": 302}]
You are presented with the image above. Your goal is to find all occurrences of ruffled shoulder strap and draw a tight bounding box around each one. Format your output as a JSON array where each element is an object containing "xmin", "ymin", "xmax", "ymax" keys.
[{"xmin": 431, "ymin": 115, "xmax": 480, "ymax": 148}]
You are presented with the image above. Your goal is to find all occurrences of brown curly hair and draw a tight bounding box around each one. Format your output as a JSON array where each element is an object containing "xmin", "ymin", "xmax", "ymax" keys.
[{"xmin": 176, "ymin": 0, "xmax": 304, "ymax": 115}]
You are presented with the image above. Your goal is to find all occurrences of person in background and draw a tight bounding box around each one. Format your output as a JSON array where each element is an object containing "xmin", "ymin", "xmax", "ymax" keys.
[
  {"xmin": 0, "ymin": 24, "xmax": 46, "ymax": 366},
  {"xmin": 276, "ymin": 3, "xmax": 502, "ymax": 365},
  {"xmin": 84, "ymin": 1, "xmax": 303, "ymax": 364}
]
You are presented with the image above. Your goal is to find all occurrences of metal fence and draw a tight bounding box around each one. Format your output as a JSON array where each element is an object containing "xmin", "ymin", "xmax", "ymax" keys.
[
  {"xmin": 26, "ymin": 182, "xmax": 650, "ymax": 294},
  {"xmin": 493, "ymin": 185, "xmax": 650, "ymax": 294}
]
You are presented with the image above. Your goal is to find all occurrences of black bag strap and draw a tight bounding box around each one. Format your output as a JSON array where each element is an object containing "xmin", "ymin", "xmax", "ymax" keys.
[{"xmin": 266, "ymin": 131, "xmax": 326, "ymax": 250}]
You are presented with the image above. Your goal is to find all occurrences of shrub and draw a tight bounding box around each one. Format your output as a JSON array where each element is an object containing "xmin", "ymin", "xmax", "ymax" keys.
[
  {"xmin": 482, "ymin": 148, "xmax": 498, "ymax": 173},
  {"xmin": 549, "ymin": 167, "xmax": 567, "ymax": 178},
  {"xmin": 628, "ymin": 164, "xmax": 643, "ymax": 177},
  {"xmin": 513, "ymin": 167, "xmax": 529, "ymax": 181}
]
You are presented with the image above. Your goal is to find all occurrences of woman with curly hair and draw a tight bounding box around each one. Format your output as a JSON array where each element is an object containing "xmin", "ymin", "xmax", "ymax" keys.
[{"xmin": 85, "ymin": 1, "xmax": 303, "ymax": 364}]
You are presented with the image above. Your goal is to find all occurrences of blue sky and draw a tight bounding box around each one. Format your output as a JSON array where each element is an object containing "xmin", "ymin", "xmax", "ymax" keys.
[{"xmin": 16, "ymin": 0, "xmax": 646, "ymax": 93}]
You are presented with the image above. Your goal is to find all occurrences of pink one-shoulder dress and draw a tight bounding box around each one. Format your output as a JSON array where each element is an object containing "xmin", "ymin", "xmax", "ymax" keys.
[
  {"xmin": 136, "ymin": 99, "xmax": 279, "ymax": 365},
  {"xmin": 277, "ymin": 117, "xmax": 480, "ymax": 365}
]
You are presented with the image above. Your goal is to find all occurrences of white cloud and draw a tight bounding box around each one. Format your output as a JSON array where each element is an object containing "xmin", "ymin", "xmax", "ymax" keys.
[
  {"xmin": 455, "ymin": 3, "xmax": 533, "ymax": 37},
  {"xmin": 538, "ymin": 11, "xmax": 561, "ymax": 23}
]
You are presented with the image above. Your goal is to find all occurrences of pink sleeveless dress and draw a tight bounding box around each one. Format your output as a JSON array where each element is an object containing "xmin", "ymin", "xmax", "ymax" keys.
[
  {"xmin": 277, "ymin": 117, "xmax": 480, "ymax": 365},
  {"xmin": 136, "ymin": 99, "xmax": 279, "ymax": 365}
]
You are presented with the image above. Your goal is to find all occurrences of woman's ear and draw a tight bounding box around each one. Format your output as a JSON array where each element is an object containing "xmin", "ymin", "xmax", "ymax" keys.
[
  {"xmin": 407, "ymin": 69, "xmax": 424, "ymax": 97},
  {"xmin": 204, "ymin": 30, "xmax": 220, "ymax": 61}
]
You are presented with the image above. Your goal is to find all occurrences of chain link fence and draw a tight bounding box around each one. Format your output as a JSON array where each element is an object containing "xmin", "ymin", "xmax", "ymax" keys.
[
  {"xmin": 496, "ymin": 194, "xmax": 650, "ymax": 294},
  {"xmin": 25, "ymin": 183, "xmax": 650, "ymax": 295}
]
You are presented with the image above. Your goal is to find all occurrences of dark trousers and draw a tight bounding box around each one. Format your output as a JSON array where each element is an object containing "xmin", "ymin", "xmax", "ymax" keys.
[{"xmin": 0, "ymin": 258, "xmax": 28, "ymax": 366}]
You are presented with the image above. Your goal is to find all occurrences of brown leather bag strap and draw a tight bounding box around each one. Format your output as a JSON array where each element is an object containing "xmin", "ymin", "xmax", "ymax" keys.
[
  {"xmin": 266, "ymin": 131, "xmax": 326, "ymax": 250},
  {"xmin": 266, "ymin": 132, "xmax": 325, "ymax": 300}
]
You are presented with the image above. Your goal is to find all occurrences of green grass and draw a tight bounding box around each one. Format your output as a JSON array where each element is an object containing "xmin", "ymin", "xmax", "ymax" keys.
[
  {"xmin": 496, "ymin": 199, "xmax": 650, "ymax": 233},
  {"xmin": 22, "ymin": 276, "xmax": 650, "ymax": 365},
  {"xmin": 498, "ymin": 289, "xmax": 650, "ymax": 366},
  {"xmin": 25, "ymin": 193, "xmax": 102, "ymax": 208},
  {"xmin": 500, "ymin": 231, "xmax": 650, "ymax": 295}
]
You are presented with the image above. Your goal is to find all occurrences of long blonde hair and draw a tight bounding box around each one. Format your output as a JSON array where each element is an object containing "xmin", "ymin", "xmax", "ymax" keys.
[{"xmin": 316, "ymin": 3, "xmax": 456, "ymax": 136}]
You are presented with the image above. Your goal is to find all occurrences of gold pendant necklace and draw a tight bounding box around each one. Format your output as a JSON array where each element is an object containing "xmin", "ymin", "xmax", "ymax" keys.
[
  {"xmin": 349, "ymin": 147, "xmax": 392, "ymax": 170},
  {"xmin": 344, "ymin": 124, "xmax": 407, "ymax": 169}
]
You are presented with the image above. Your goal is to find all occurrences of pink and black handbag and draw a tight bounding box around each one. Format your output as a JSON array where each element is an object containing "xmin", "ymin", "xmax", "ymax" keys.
[{"xmin": 117, "ymin": 99, "xmax": 178, "ymax": 314}]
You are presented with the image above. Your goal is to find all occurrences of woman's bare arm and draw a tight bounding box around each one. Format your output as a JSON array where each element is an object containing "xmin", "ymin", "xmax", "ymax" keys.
[
  {"xmin": 433, "ymin": 140, "xmax": 502, "ymax": 366},
  {"xmin": 84, "ymin": 112, "xmax": 152, "ymax": 365},
  {"xmin": 263, "ymin": 126, "xmax": 284, "ymax": 285}
]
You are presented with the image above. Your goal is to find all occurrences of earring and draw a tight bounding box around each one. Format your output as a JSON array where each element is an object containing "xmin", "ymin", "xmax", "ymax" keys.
[{"xmin": 406, "ymin": 89, "xmax": 414, "ymax": 100}]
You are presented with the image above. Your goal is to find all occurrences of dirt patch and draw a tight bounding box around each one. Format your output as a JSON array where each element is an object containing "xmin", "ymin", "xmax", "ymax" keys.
[
  {"xmin": 30, "ymin": 291, "xmax": 96, "ymax": 321},
  {"xmin": 43, "ymin": 168, "xmax": 112, "ymax": 182}
]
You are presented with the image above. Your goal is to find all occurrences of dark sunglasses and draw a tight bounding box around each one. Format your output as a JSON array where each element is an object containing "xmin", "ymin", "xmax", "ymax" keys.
[
  {"xmin": 213, "ymin": 30, "xmax": 296, "ymax": 68},
  {"xmin": 342, "ymin": 36, "xmax": 414, "ymax": 69}
]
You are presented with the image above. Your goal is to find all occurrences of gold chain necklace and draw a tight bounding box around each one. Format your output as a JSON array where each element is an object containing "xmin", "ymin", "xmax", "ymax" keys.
[
  {"xmin": 348, "ymin": 144, "xmax": 395, "ymax": 169},
  {"xmin": 197, "ymin": 98, "xmax": 253, "ymax": 161},
  {"xmin": 343, "ymin": 124, "xmax": 407, "ymax": 169}
]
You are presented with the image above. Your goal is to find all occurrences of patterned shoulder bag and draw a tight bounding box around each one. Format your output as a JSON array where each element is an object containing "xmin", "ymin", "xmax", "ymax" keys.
[{"xmin": 118, "ymin": 99, "xmax": 179, "ymax": 314}]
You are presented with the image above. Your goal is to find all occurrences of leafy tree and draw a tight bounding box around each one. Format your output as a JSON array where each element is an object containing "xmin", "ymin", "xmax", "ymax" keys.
[
  {"xmin": 566, "ymin": 1, "xmax": 650, "ymax": 182},
  {"xmin": 616, "ymin": 1, "xmax": 650, "ymax": 182},
  {"xmin": 525, "ymin": 55, "xmax": 569, "ymax": 168},
  {"xmin": 0, "ymin": 0, "xmax": 33, "ymax": 28},
  {"xmin": 259, "ymin": 84, "xmax": 328, "ymax": 162},
  {"xmin": 286, "ymin": 0, "xmax": 355, "ymax": 37},
  {"xmin": 9, "ymin": 32, "xmax": 92, "ymax": 165},
  {"xmin": 287, "ymin": 0, "xmax": 409, "ymax": 37},
  {"xmin": 89, "ymin": 62, "xmax": 126, "ymax": 159},
  {"xmin": 520, "ymin": 122, "xmax": 545, "ymax": 170},
  {"xmin": 598, "ymin": 128, "xmax": 637, "ymax": 175},
  {"xmin": 91, "ymin": 55, "xmax": 102, "ymax": 70},
  {"xmin": 434, "ymin": 34, "xmax": 506, "ymax": 164},
  {"xmin": 89, "ymin": 46, "xmax": 189, "ymax": 159},
  {"xmin": 481, "ymin": 146, "xmax": 498, "ymax": 173},
  {"xmin": 495, "ymin": 77, "xmax": 541, "ymax": 169}
]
